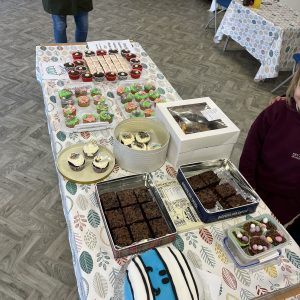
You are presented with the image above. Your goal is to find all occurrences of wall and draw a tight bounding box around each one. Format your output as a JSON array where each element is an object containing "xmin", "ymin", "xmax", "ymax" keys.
[{"xmin": 280, "ymin": 0, "xmax": 300, "ymax": 11}]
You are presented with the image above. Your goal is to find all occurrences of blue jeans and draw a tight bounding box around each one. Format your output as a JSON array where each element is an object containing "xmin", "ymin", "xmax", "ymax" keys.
[{"xmin": 52, "ymin": 12, "xmax": 89, "ymax": 43}]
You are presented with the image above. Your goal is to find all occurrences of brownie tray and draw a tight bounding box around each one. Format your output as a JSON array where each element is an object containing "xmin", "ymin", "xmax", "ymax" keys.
[
  {"xmin": 96, "ymin": 174, "xmax": 176, "ymax": 258},
  {"xmin": 177, "ymin": 159, "xmax": 260, "ymax": 223}
]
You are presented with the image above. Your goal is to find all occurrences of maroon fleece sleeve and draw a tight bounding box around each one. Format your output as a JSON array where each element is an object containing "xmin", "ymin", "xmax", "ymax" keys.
[{"xmin": 239, "ymin": 108, "xmax": 272, "ymax": 189}]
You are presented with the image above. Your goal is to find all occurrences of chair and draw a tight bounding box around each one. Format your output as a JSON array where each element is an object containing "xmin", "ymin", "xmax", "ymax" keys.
[
  {"xmin": 205, "ymin": 0, "xmax": 232, "ymax": 34},
  {"xmin": 271, "ymin": 53, "xmax": 300, "ymax": 93}
]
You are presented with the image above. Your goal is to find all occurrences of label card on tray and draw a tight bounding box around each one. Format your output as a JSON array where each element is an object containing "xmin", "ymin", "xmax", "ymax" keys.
[{"xmin": 201, "ymin": 108, "xmax": 224, "ymax": 121}]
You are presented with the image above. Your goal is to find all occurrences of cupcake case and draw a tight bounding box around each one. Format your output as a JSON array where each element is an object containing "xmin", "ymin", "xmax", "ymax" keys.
[{"xmin": 55, "ymin": 82, "xmax": 116, "ymax": 132}]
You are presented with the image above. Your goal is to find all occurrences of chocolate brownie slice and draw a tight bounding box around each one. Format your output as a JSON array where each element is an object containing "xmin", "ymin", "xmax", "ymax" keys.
[
  {"xmin": 100, "ymin": 192, "xmax": 119, "ymax": 210},
  {"xmin": 141, "ymin": 201, "xmax": 162, "ymax": 220},
  {"xmin": 134, "ymin": 187, "xmax": 152, "ymax": 203},
  {"xmin": 129, "ymin": 222, "xmax": 152, "ymax": 242},
  {"xmin": 149, "ymin": 218, "xmax": 171, "ymax": 238},
  {"xmin": 112, "ymin": 227, "xmax": 133, "ymax": 247},
  {"xmin": 196, "ymin": 188, "xmax": 218, "ymax": 209},
  {"xmin": 215, "ymin": 183, "xmax": 236, "ymax": 199},
  {"xmin": 117, "ymin": 189, "xmax": 137, "ymax": 207},
  {"xmin": 198, "ymin": 170, "xmax": 220, "ymax": 186},
  {"xmin": 187, "ymin": 175, "xmax": 206, "ymax": 191},
  {"xmin": 224, "ymin": 194, "xmax": 248, "ymax": 208},
  {"xmin": 105, "ymin": 208, "xmax": 125, "ymax": 229},
  {"xmin": 123, "ymin": 204, "xmax": 144, "ymax": 225}
]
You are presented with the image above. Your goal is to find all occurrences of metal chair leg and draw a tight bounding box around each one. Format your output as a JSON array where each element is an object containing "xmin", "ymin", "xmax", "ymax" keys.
[
  {"xmin": 271, "ymin": 73, "xmax": 294, "ymax": 93},
  {"xmin": 223, "ymin": 36, "xmax": 230, "ymax": 51}
]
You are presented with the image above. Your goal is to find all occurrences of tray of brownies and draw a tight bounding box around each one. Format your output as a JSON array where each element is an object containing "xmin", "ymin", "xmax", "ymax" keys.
[
  {"xmin": 177, "ymin": 159, "xmax": 260, "ymax": 223},
  {"xmin": 96, "ymin": 174, "xmax": 176, "ymax": 258}
]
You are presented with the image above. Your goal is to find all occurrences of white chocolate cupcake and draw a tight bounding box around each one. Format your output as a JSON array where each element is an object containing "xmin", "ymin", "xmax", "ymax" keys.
[
  {"xmin": 92, "ymin": 155, "xmax": 109, "ymax": 173},
  {"xmin": 83, "ymin": 142, "xmax": 99, "ymax": 158},
  {"xmin": 135, "ymin": 131, "xmax": 150, "ymax": 144},
  {"xmin": 67, "ymin": 152, "xmax": 85, "ymax": 171},
  {"xmin": 119, "ymin": 132, "xmax": 135, "ymax": 146},
  {"xmin": 131, "ymin": 141, "xmax": 147, "ymax": 151}
]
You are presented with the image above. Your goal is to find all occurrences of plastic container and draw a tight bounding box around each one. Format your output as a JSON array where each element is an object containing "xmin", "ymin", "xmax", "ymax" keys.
[
  {"xmin": 113, "ymin": 118, "xmax": 170, "ymax": 173},
  {"xmin": 226, "ymin": 214, "xmax": 290, "ymax": 267}
]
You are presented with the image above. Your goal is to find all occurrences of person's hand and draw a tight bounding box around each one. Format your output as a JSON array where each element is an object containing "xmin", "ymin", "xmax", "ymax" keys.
[{"xmin": 269, "ymin": 96, "xmax": 286, "ymax": 105}]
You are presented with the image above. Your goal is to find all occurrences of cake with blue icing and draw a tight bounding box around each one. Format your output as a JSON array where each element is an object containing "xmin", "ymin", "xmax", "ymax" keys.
[{"xmin": 124, "ymin": 246, "xmax": 204, "ymax": 300}]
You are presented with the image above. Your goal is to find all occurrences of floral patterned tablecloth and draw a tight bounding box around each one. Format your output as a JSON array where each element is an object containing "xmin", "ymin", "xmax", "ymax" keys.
[
  {"xmin": 214, "ymin": 0, "xmax": 300, "ymax": 81},
  {"xmin": 36, "ymin": 43, "xmax": 300, "ymax": 300}
]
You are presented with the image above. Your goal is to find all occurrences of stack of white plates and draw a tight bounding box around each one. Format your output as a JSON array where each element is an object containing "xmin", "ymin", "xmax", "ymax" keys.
[{"xmin": 113, "ymin": 118, "xmax": 170, "ymax": 173}]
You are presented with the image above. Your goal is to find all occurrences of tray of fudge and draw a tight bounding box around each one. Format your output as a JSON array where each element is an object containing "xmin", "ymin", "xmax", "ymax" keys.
[
  {"xmin": 56, "ymin": 83, "xmax": 116, "ymax": 132},
  {"xmin": 96, "ymin": 174, "xmax": 176, "ymax": 258},
  {"xmin": 177, "ymin": 159, "xmax": 260, "ymax": 223}
]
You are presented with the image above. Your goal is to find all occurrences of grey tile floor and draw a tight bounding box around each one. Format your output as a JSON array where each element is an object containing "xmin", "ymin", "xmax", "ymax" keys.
[{"xmin": 0, "ymin": 0, "xmax": 289, "ymax": 298}]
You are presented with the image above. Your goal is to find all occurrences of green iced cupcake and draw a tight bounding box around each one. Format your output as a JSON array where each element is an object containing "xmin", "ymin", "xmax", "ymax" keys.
[
  {"xmin": 99, "ymin": 111, "xmax": 114, "ymax": 123},
  {"xmin": 134, "ymin": 91, "xmax": 148, "ymax": 102},
  {"xmin": 121, "ymin": 92, "xmax": 134, "ymax": 104},
  {"xmin": 65, "ymin": 116, "xmax": 79, "ymax": 128},
  {"xmin": 90, "ymin": 87, "xmax": 102, "ymax": 97},
  {"xmin": 59, "ymin": 89, "xmax": 73, "ymax": 100},
  {"xmin": 96, "ymin": 103, "xmax": 109, "ymax": 113},
  {"xmin": 130, "ymin": 110, "xmax": 145, "ymax": 118},
  {"xmin": 144, "ymin": 82, "xmax": 156, "ymax": 93},
  {"xmin": 149, "ymin": 90, "xmax": 161, "ymax": 101},
  {"xmin": 130, "ymin": 83, "xmax": 143, "ymax": 94},
  {"xmin": 140, "ymin": 100, "xmax": 152, "ymax": 110}
]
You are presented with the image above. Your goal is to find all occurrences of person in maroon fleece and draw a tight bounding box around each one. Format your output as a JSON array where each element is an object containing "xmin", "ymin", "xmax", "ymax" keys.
[{"xmin": 239, "ymin": 69, "xmax": 300, "ymax": 245}]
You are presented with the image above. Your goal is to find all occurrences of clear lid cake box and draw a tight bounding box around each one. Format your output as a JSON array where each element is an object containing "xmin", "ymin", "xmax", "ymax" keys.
[
  {"xmin": 226, "ymin": 214, "xmax": 290, "ymax": 266},
  {"xmin": 155, "ymin": 97, "xmax": 240, "ymax": 154},
  {"xmin": 177, "ymin": 159, "xmax": 260, "ymax": 223},
  {"xmin": 95, "ymin": 174, "xmax": 176, "ymax": 258}
]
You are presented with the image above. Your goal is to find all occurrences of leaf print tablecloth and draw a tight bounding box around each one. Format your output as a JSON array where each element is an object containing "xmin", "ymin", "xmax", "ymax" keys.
[
  {"xmin": 214, "ymin": 0, "xmax": 300, "ymax": 81},
  {"xmin": 36, "ymin": 42, "xmax": 300, "ymax": 299}
]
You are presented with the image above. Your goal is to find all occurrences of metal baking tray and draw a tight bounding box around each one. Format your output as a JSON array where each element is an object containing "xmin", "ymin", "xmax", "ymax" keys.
[
  {"xmin": 95, "ymin": 174, "xmax": 176, "ymax": 258},
  {"xmin": 177, "ymin": 159, "xmax": 260, "ymax": 223}
]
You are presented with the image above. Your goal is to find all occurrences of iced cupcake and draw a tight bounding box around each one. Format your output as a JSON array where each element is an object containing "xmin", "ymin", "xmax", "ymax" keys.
[
  {"xmin": 83, "ymin": 142, "xmax": 99, "ymax": 158},
  {"xmin": 67, "ymin": 152, "xmax": 85, "ymax": 171},
  {"xmin": 92, "ymin": 155, "xmax": 110, "ymax": 173}
]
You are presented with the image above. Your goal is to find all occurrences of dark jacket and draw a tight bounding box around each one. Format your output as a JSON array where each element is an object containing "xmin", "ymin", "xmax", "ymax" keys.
[
  {"xmin": 239, "ymin": 99, "xmax": 300, "ymax": 224},
  {"xmin": 42, "ymin": 0, "xmax": 93, "ymax": 15}
]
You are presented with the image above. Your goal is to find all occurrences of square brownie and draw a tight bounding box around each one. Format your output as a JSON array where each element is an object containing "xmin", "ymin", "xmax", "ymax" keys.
[
  {"xmin": 111, "ymin": 227, "xmax": 133, "ymax": 247},
  {"xmin": 129, "ymin": 222, "xmax": 152, "ymax": 242},
  {"xmin": 196, "ymin": 188, "xmax": 218, "ymax": 209},
  {"xmin": 149, "ymin": 218, "xmax": 171, "ymax": 238},
  {"xmin": 100, "ymin": 192, "xmax": 119, "ymax": 210},
  {"xmin": 123, "ymin": 204, "xmax": 144, "ymax": 225},
  {"xmin": 141, "ymin": 201, "xmax": 162, "ymax": 220},
  {"xmin": 198, "ymin": 170, "xmax": 220, "ymax": 186},
  {"xmin": 105, "ymin": 209, "xmax": 125, "ymax": 229},
  {"xmin": 215, "ymin": 183, "xmax": 236, "ymax": 199},
  {"xmin": 187, "ymin": 175, "xmax": 206, "ymax": 191},
  {"xmin": 117, "ymin": 189, "xmax": 137, "ymax": 207},
  {"xmin": 134, "ymin": 187, "xmax": 152, "ymax": 203},
  {"xmin": 221, "ymin": 194, "xmax": 248, "ymax": 209}
]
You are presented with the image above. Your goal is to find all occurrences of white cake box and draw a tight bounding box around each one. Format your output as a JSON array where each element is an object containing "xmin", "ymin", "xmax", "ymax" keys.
[{"xmin": 155, "ymin": 97, "xmax": 240, "ymax": 168}]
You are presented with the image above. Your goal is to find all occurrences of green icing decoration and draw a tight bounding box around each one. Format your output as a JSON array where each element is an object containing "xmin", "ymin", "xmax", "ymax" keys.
[
  {"xmin": 59, "ymin": 89, "xmax": 73, "ymax": 99},
  {"xmin": 131, "ymin": 110, "xmax": 145, "ymax": 118},
  {"xmin": 99, "ymin": 111, "xmax": 113, "ymax": 123},
  {"xmin": 96, "ymin": 103, "xmax": 109, "ymax": 112},
  {"xmin": 90, "ymin": 88, "xmax": 101, "ymax": 96},
  {"xmin": 142, "ymin": 101, "xmax": 151, "ymax": 108},
  {"xmin": 65, "ymin": 116, "xmax": 79, "ymax": 126}
]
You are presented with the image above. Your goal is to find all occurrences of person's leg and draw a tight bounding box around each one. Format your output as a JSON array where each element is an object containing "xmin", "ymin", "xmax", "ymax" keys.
[
  {"xmin": 51, "ymin": 15, "xmax": 67, "ymax": 43},
  {"xmin": 74, "ymin": 12, "xmax": 89, "ymax": 42}
]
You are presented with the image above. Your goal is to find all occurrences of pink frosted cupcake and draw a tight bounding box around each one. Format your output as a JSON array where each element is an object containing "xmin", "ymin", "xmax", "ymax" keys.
[
  {"xmin": 63, "ymin": 105, "xmax": 77, "ymax": 117},
  {"xmin": 77, "ymin": 96, "xmax": 90, "ymax": 107},
  {"xmin": 125, "ymin": 102, "xmax": 138, "ymax": 113}
]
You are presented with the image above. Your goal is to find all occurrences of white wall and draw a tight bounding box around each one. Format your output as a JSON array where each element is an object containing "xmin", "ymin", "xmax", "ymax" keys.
[{"xmin": 280, "ymin": 0, "xmax": 300, "ymax": 11}]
